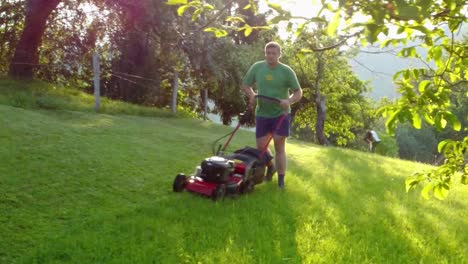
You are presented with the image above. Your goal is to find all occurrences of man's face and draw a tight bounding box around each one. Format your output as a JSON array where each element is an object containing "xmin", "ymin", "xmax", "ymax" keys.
[{"xmin": 265, "ymin": 47, "xmax": 280, "ymax": 65}]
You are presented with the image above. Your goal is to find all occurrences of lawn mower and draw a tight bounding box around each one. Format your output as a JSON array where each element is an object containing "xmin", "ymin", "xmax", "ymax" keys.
[{"xmin": 172, "ymin": 95, "xmax": 287, "ymax": 201}]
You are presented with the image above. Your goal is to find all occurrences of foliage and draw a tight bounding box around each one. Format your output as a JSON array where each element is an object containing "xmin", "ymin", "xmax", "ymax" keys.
[
  {"xmin": 396, "ymin": 123, "xmax": 439, "ymax": 163},
  {"xmin": 267, "ymin": 0, "xmax": 468, "ymax": 199},
  {"xmin": 282, "ymin": 34, "xmax": 372, "ymax": 146},
  {"xmin": 208, "ymin": 39, "xmax": 262, "ymax": 125},
  {"xmin": 323, "ymin": 0, "xmax": 467, "ymax": 199},
  {"xmin": 0, "ymin": 0, "xmax": 24, "ymax": 74}
]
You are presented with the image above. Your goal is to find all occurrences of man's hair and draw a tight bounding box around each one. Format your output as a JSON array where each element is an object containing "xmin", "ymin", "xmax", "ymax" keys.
[{"xmin": 264, "ymin": 41, "xmax": 281, "ymax": 54}]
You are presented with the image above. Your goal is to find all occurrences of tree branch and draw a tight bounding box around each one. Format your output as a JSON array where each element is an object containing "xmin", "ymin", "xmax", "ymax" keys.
[{"xmin": 310, "ymin": 31, "xmax": 362, "ymax": 52}]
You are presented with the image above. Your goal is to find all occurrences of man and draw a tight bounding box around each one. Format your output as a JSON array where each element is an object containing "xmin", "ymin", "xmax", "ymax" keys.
[
  {"xmin": 364, "ymin": 130, "xmax": 381, "ymax": 153},
  {"xmin": 241, "ymin": 41, "xmax": 302, "ymax": 190}
]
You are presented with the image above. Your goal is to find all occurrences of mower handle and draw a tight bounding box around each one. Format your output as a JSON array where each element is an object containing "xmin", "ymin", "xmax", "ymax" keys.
[{"xmin": 255, "ymin": 94, "xmax": 281, "ymax": 104}]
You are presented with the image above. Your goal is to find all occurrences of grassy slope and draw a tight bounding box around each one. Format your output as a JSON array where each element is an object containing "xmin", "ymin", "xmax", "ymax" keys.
[{"xmin": 0, "ymin": 82, "xmax": 467, "ymax": 263}]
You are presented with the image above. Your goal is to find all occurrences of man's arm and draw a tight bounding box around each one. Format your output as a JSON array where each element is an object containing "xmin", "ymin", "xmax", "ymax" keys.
[
  {"xmin": 242, "ymin": 84, "xmax": 256, "ymax": 109},
  {"xmin": 288, "ymin": 88, "xmax": 303, "ymax": 104},
  {"xmin": 279, "ymin": 88, "xmax": 303, "ymax": 111}
]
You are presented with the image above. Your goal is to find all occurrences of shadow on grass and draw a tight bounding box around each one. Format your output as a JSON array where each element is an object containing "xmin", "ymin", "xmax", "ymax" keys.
[
  {"xmin": 21, "ymin": 183, "xmax": 310, "ymax": 263},
  {"xmin": 288, "ymin": 146, "xmax": 468, "ymax": 263}
]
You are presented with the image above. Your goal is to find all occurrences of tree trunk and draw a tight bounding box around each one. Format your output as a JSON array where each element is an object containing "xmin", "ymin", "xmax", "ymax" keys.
[
  {"xmin": 8, "ymin": 0, "xmax": 61, "ymax": 79},
  {"xmin": 316, "ymin": 95, "xmax": 329, "ymax": 145},
  {"xmin": 314, "ymin": 53, "xmax": 329, "ymax": 145}
]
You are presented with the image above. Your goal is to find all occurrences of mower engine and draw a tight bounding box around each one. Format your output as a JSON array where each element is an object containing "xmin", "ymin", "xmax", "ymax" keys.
[
  {"xmin": 200, "ymin": 156, "xmax": 234, "ymax": 183},
  {"xmin": 173, "ymin": 147, "xmax": 270, "ymax": 201}
]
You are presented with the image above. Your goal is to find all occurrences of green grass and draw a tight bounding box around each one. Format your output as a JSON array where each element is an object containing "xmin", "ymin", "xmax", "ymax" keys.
[
  {"xmin": 0, "ymin": 78, "xmax": 194, "ymax": 118},
  {"xmin": 1, "ymin": 81, "xmax": 467, "ymax": 263}
]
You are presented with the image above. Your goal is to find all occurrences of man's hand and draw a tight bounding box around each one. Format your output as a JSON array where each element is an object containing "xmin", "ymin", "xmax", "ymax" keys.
[
  {"xmin": 242, "ymin": 84, "xmax": 256, "ymax": 110},
  {"xmin": 279, "ymin": 98, "xmax": 291, "ymax": 111},
  {"xmin": 248, "ymin": 95, "xmax": 256, "ymax": 109}
]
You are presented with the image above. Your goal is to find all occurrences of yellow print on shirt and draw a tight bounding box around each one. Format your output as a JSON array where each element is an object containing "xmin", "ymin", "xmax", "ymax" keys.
[{"xmin": 265, "ymin": 74, "xmax": 273, "ymax": 81}]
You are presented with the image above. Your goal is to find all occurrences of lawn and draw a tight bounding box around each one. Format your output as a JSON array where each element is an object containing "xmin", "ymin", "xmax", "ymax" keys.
[{"xmin": 0, "ymin": 89, "xmax": 467, "ymax": 263}]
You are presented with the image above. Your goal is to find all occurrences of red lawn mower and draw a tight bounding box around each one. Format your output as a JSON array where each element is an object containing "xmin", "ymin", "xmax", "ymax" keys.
[{"xmin": 172, "ymin": 95, "xmax": 287, "ymax": 201}]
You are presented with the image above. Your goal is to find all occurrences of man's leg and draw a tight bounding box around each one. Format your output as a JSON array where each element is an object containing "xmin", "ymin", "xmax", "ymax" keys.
[
  {"xmin": 257, "ymin": 134, "xmax": 276, "ymax": 181},
  {"xmin": 273, "ymin": 134, "xmax": 286, "ymax": 188}
]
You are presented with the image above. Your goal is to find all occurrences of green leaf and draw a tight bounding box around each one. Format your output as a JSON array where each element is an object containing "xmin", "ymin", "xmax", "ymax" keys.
[
  {"xmin": 270, "ymin": 15, "xmax": 288, "ymax": 24},
  {"xmin": 441, "ymin": 117, "xmax": 447, "ymax": 129},
  {"xmin": 327, "ymin": 12, "xmax": 341, "ymax": 36},
  {"xmin": 167, "ymin": 0, "xmax": 187, "ymax": 5},
  {"xmin": 192, "ymin": 8, "xmax": 202, "ymax": 21},
  {"xmin": 365, "ymin": 23, "xmax": 380, "ymax": 43},
  {"xmin": 448, "ymin": 19, "xmax": 460, "ymax": 31},
  {"xmin": 462, "ymin": 175, "xmax": 468, "ymax": 185},
  {"xmin": 299, "ymin": 48, "xmax": 313, "ymax": 53},
  {"xmin": 243, "ymin": 4, "xmax": 251, "ymax": 10},
  {"xmin": 409, "ymin": 26, "xmax": 430, "ymax": 34},
  {"xmin": 448, "ymin": 0, "xmax": 457, "ymax": 11},
  {"xmin": 423, "ymin": 111, "xmax": 434, "ymax": 125},
  {"xmin": 215, "ymin": 29, "xmax": 228, "ymax": 37},
  {"xmin": 433, "ymin": 183, "xmax": 449, "ymax": 200},
  {"xmin": 405, "ymin": 177, "xmax": 421, "ymax": 192},
  {"xmin": 267, "ymin": 2, "xmax": 287, "ymax": 14},
  {"xmin": 397, "ymin": 26, "xmax": 405, "ymax": 34},
  {"xmin": 438, "ymin": 114, "xmax": 447, "ymax": 129},
  {"xmin": 308, "ymin": 17, "xmax": 327, "ymax": 23},
  {"xmin": 418, "ymin": 80, "xmax": 430, "ymax": 93},
  {"xmin": 421, "ymin": 182, "xmax": 434, "ymax": 200},
  {"xmin": 204, "ymin": 4, "xmax": 214, "ymax": 10},
  {"xmin": 177, "ymin": 5, "xmax": 190, "ymax": 16},
  {"xmin": 424, "ymin": 36, "xmax": 433, "ymax": 46},
  {"xmin": 204, "ymin": 27, "xmax": 216, "ymax": 32},
  {"xmin": 411, "ymin": 111, "xmax": 422, "ymax": 129},
  {"xmin": 437, "ymin": 140, "xmax": 449, "ymax": 153},
  {"xmin": 244, "ymin": 26, "xmax": 253, "ymax": 37},
  {"xmin": 398, "ymin": 5, "xmax": 421, "ymax": 21},
  {"xmin": 443, "ymin": 111, "xmax": 462, "ymax": 131},
  {"xmin": 296, "ymin": 21, "xmax": 309, "ymax": 37},
  {"xmin": 381, "ymin": 39, "xmax": 392, "ymax": 48},
  {"xmin": 226, "ymin": 16, "xmax": 246, "ymax": 23},
  {"xmin": 393, "ymin": 70, "xmax": 404, "ymax": 81},
  {"xmin": 432, "ymin": 46, "xmax": 443, "ymax": 62},
  {"xmin": 204, "ymin": 27, "xmax": 228, "ymax": 38},
  {"xmin": 385, "ymin": 109, "xmax": 400, "ymax": 135}
]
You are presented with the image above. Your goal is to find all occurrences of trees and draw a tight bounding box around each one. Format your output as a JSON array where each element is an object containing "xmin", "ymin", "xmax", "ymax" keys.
[
  {"xmin": 0, "ymin": 1, "xmax": 25, "ymax": 73},
  {"xmin": 8, "ymin": 0, "xmax": 61, "ymax": 79},
  {"xmin": 281, "ymin": 32, "xmax": 371, "ymax": 146}
]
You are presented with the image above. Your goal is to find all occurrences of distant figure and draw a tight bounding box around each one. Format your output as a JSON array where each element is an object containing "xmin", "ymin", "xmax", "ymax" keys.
[{"xmin": 364, "ymin": 130, "xmax": 381, "ymax": 153}]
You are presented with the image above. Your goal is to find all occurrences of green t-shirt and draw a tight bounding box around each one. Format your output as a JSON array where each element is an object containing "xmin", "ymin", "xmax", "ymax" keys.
[{"xmin": 243, "ymin": 61, "xmax": 301, "ymax": 117}]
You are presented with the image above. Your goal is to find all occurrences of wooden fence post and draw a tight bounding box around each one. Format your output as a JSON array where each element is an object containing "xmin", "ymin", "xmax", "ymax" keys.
[
  {"xmin": 203, "ymin": 89, "xmax": 208, "ymax": 120},
  {"xmin": 93, "ymin": 52, "xmax": 100, "ymax": 111},
  {"xmin": 171, "ymin": 71, "xmax": 178, "ymax": 114}
]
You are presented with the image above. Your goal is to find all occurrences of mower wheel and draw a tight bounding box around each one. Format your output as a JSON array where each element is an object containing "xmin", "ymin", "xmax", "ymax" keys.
[
  {"xmin": 173, "ymin": 173, "xmax": 187, "ymax": 192},
  {"xmin": 240, "ymin": 180, "xmax": 255, "ymax": 194},
  {"xmin": 211, "ymin": 184, "xmax": 226, "ymax": 201}
]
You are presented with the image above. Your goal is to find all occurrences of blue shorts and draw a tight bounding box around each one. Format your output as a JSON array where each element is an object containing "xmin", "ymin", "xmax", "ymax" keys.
[{"xmin": 256, "ymin": 114, "xmax": 291, "ymax": 138}]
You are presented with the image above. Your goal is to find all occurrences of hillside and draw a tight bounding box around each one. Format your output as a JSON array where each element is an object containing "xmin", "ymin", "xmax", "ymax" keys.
[{"xmin": 0, "ymin": 81, "xmax": 467, "ymax": 263}]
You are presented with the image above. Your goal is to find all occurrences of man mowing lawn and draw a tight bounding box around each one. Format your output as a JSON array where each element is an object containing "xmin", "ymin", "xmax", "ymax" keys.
[{"xmin": 241, "ymin": 41, "xmax": 303, "ymax": 190}]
